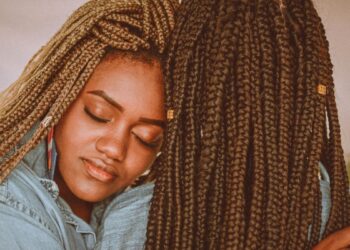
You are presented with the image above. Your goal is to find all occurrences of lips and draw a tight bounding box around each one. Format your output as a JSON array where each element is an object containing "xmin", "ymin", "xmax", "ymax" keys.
[{"xmin": 82, "ymin": 158, "xmax": 117, "ymax": 183}]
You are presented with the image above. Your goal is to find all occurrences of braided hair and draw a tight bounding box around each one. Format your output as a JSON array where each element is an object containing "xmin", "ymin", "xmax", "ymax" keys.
[
  {"xmin": 146, "ymin": 0, "xmax": 350, "ymax": 249},
  {"xmin": 0, "ymin": 0, "xmax": 176, "ymax": 182}
]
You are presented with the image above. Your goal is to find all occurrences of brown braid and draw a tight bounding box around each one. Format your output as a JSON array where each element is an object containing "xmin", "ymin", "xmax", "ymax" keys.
[
  {"xmin": 146, "ymin": 0, "xmax": 350, "ymax": 249},
  {"xmin": 0, "ymin": 0, "xmax": 176, "ymax": 182}
]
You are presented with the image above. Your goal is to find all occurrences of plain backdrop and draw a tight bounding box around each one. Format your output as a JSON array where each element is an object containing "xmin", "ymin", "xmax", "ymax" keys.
[{"xmin": 1, "ymin": 0, "xmax": 350, "ymax": 161}]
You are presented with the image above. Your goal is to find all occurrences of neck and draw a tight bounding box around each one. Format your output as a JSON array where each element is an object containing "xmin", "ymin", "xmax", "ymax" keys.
[{"xmin": 54, "ymin": 169, "xmax": 93, "ymax": 223}]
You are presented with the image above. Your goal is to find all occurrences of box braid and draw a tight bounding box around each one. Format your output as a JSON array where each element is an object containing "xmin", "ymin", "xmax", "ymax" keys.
[
  {"xmin": 0, "ymin": 0, "xmax": 176, "ymax": 182},
  {"xmin": 146, "ymin": 0, "xmax": 350, "ymax": 249}
]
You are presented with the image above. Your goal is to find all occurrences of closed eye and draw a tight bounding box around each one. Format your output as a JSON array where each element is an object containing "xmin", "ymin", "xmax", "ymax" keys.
[
  {"xmin": 132, "ymin": 132, "xmax": 161, "ymax": 149},
  {"xmin": 84, "ymin": 107, "xmax": 110, "ymax": 123}
]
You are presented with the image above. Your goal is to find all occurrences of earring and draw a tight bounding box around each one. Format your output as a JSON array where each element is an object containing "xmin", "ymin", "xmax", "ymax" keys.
[
  {"xmin": 41, "ymin": 115, "xmax": 53, "ymax": 128},
  {"xmin": 127, "ymin": 168, "xmax": 151, "ymax": 190},
  {"xmin": 140, "ymin": 168, "xmax": 150, "ymax": 177}
]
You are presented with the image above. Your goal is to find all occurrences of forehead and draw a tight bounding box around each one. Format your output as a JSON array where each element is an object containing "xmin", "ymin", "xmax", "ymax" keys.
[{"xmin": 82, "ymin": 56, "xmax": 165, "ymax": 118}]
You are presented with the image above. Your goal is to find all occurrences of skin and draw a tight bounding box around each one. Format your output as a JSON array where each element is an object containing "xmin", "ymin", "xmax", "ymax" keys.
[
  {"xmin": 54, "ymin": 56, "xmax": 165, "ymax": 222},
  {"xmin": 313, "ymin": 227, "xmax": 350, "ymax": 250}
]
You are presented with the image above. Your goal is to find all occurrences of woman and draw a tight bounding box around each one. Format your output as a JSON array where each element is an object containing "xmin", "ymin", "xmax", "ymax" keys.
[
  {"xmin": 144, "ymin": 0, "xmax": 350, "ymax": 249},
  {"xmin": 0, "ymin": 0, "xmax": 175, "ymax": 249}
]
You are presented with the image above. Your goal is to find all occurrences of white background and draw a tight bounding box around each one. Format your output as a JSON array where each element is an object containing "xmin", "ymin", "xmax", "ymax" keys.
[{"xmin": 1, "ymin": 0, "xmax": 349, "ymax": 160}]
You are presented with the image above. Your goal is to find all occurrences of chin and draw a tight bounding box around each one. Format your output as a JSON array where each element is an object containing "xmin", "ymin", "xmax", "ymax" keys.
[
  {"xmin": 77, "ymin": 192, "xmax": 109, "ymax": 202},
  {"xmin": 71, "ymin": 184, "xmax": 111, "ymax": 202}
]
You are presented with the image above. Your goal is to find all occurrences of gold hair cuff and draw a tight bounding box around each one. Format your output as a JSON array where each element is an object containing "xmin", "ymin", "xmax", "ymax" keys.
[
  {"xmin": 317, "ymin": 84, "xmax": 327, "ymax": 95},
  {"xmin": 167, "ymin": 109, "xmax": 174, "ymax": 120}
]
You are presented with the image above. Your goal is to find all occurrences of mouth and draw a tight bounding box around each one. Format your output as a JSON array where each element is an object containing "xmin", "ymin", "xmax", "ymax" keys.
[{"xmin": 82, "ymin": 158, "xmax": 117, "ymax": 183}]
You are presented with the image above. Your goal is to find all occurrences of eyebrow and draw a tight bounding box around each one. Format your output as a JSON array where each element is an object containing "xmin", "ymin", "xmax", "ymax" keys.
[
  {"xmin": 87, "ymin": 89, "xmax": 166, "ymax": 129},
  {"xmin": 87, "ymin": 90, "xmax": 124, "ymax": 112}
]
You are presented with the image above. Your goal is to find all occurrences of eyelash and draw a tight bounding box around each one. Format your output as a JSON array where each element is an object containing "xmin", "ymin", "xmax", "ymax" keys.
[
  {"xmin": 84, "ymin": 107, "xmax": 110, "ymax": 123},
  {"xmin": 133, "ymin": 133, "xmax": 160, "ymax": 149},
  {"xmin": 85, "ymin": 106, "xmax": 160, "ymax": 149}
]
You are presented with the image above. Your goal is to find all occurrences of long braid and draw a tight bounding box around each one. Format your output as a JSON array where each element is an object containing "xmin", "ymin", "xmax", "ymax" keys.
[
  {"xmin": 244, "ymin": 2, "xmax": 267, "ymax": 248},
  {"xmin": 0, "ymin": 37, "xmax": 98, "ymax": 136},
  {"xmin": 283, "ymin": 0, "xmax": 308, "ymax": 247},
  {"xmin": 224, "ymin": 3, "xmax": 252, "ymax": 248},
  {"xmin": 146, "ymin": 0, "xmax": 350, "ymax": 249},
  {"xmin": 0, "ymin": 0, "xmax": 176, "ymax": 182},
  {"xmin": 205, "ymin": 3, "xmax": 233, "ymax": 242},
  {"xmin": 290, "ymin": 1, "xmax": 327, "ymax": 247},
  {"xmin": 261, "ymin": 1, "xmax": 293, "ymax": 248},
  {"xmin": 0, "ymin": 38, "xmax": 102, "ymax": 156}
]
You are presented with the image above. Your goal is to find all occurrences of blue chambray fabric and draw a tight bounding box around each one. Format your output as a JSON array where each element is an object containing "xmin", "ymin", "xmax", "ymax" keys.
[
  {"xmin": 306, "ymin": 162, "xmax": 331, "ymax": 241},
  {"xmin": 94, "ymin": 183, "xmax": 154, "ymax": 250},
  {"xmin": 319, "ymin": 162, "xmax": 331, "ymax": 237}
]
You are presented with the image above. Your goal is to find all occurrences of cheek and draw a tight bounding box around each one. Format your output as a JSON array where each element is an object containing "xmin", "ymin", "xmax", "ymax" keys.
[
  {"xmin": 56, "ymin": 103, "xmax": 99, "ymax": 146},
  {"xmin": 124, "ymin": 147, "xmax": 157, "ymax": 180},
  {"xmin": 55, "ymin": 109, "xmax": 93, "ymax": 159}
]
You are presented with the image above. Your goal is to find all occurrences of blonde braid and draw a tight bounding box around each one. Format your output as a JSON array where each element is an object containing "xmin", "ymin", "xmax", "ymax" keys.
[{"xmin": 0, "ymin": 38, "xmax": 99, "ymax": 141}]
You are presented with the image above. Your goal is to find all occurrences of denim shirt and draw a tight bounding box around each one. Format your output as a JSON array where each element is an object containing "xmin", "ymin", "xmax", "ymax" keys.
[
  {"xmin": 94, "ymin": 183, "xmax": 154, "ymax": 250},
  {"xmin": 0, "ymin": 125, "xmax": 154, "ymax": 250},
  {"xmin": 319, "ymin": 162, "xmax": 331, "ymax": 237}
]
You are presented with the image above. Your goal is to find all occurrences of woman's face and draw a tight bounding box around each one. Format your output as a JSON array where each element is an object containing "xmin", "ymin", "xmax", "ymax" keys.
[{"xmin": 54, "ymin": 56, "xmax": 165, "ymax": 202}]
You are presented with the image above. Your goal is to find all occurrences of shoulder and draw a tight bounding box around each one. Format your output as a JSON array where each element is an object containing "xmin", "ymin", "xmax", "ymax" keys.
[
  {"xmin": 0, "ymin": 164, "xmax": 63, "ymax": 245},
  {"xmin": 0, "ymin": 201, "xmax": 63, "ymax": 250},
  {"xmin": 108, "ymin": 182, "xmax": 154, "ymax": 210},
  {"xmin": 94, "ymin": 183, "xmax": 154, "ymax": 250},
  {"xmin": 0, "ymin": 173, "xmax": 64, "ymax": 249},
  {"xmin": 101, "ymin": 182, "xmax": 154, "ymax": 223},
  {"xmin": 1, "ymin": 161, "xmax": 55, "ymax": 211}
]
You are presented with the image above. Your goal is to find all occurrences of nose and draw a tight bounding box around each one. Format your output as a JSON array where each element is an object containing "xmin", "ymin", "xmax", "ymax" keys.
[{"xmin": 96, "ymin": 132, "xmax": 127, "ymax": 162}]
